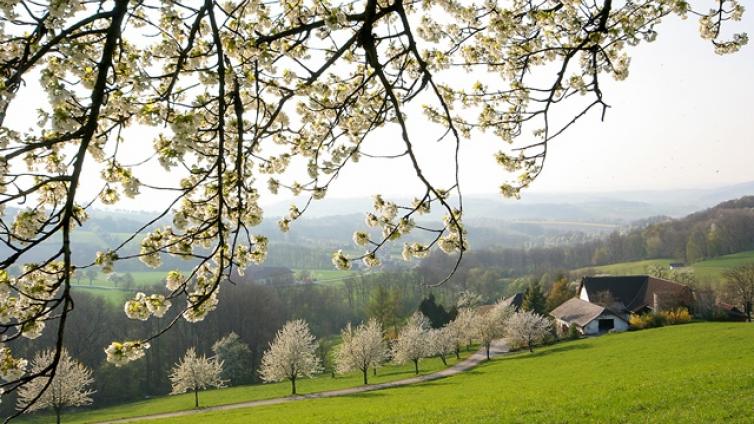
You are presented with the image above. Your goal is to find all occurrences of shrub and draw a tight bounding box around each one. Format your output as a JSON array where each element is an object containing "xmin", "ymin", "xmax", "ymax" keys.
[
  {"xmin": 658, "ymin": 308, "xmax": 692, "ymax": 325},
  {"xmin": 629, "ymin": 313, "xmax": 655, "ymax": 329},
  {"xmin": 630, "ymin": 308, "xmax": 692, "ymax": 330}
]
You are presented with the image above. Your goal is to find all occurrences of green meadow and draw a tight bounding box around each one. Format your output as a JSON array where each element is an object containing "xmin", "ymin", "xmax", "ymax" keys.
[
  {"xmin": 579, "ymin": 250, "xmax": 754, "ymax": 285},
  {"xmin": 18, "ymin": 350, "xmax": 473, "ymax": 424},
  {"xmin": 147, "ymin": 322, "xmax": 754, "ymax": 424}
]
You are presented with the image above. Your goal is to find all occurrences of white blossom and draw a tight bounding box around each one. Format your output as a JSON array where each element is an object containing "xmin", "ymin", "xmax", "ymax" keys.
[
  {"xmin": 105, "ymin": 341, "xmax": 150, "ymax": 366},
  {"xmin": 334, "ymin": 319, "xmax": 387, "ymax": 384},
  {"xmin": 331, "ymin": 249, "xmax": 351, "ymax": 270},
  {"xmin": 260, "ymin": 320, "xmax": 322, "ymax": 394},
  {"xmin": 352, "ymin": 231, "xmax": 369, "ymax": 246},
  {"xmin": 428, "ymin": 326, "xmax": 457, "ymax": 365},
  {"xmin": 391, "ymin": 312, "xmax": 431, "ymax": 374},
  {"xmin": 449, "ymin": 307, "xmax": 478, "ymax": 350},
  {"xmin": 0, "ymin": 345, "xmax": 27, "ymax": 382},
  {"xmin": 169, "ymin": 348, "xmax": 225, "ymax": 408},
  {"xmin": 475, "ymin": 301, "xmax": 515, "ymax": 360},
  {"xmin": 16, "ymin": 349, "xmax": 94, "ymax": 420},
  {"xmin": 506, "ymin": 311, "xmax": 551, "ymax": 353}
]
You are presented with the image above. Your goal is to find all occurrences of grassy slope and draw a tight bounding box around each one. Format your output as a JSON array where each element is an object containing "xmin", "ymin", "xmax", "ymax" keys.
[
  {"xmin": 150, "ymin": 322, "xmax": 754, "ymax": 424},
  {"xmin": 70, "ymin": 286, "xmax": 129, "ymax": 305},
  {"xmin": 692, "ymin": 251, "xmax": 754, "ymax": 281},
  {"xmin": 580, "ymin": 250, "xmax": 754, "ymax": 284},
  {"xmin": 293, "ymin": 269, "xmax": 357, "ymax": 287},
  {"xmin": 580, "ymin": 258, "xmax": 673, "ymax": 275},
  {"xmin": 19, "ymin": 351, "xmax": 473, "ymax": 424}
]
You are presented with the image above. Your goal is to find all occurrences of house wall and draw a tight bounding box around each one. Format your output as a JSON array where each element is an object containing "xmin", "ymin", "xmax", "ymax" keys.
[
  {"xmin": 582, "ymin": 313, "xmax": 629, "ymax": 335},
  {"xmin": 579, "ymin": 287, "xmax": 590, "ymax": 302}
]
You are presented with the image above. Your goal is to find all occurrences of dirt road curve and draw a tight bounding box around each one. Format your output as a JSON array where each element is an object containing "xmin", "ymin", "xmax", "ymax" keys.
[{"xmin": 98, "ymin": 339, "xmax": 508, "ymax": 424}]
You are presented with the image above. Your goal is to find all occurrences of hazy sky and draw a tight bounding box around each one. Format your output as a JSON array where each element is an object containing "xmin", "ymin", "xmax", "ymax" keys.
[
  {"xmin": 6, "ymin": 11, "xmax": 753, "ymax": 213},
  {"xmin": 332, "ymin": 14, "xmax": 754, "ymax": 199}
]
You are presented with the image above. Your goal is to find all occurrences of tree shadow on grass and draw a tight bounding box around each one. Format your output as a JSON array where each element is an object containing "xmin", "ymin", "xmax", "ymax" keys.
[
  {"xmin": 341, "ymin": 381, "xmax": 457, "ymax": 400},
  {"xmin": 500, "ymin": 343, "xmax": 591, "ymax": 361},
  {"xmin": 372, "ymin": 362, "xmax": 464, "ymax": 380}
]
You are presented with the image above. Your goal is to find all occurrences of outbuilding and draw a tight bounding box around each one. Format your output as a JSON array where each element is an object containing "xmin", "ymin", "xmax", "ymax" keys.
[{"xmin": 550, "ymin": 298, "xmax": 629, "ymax": 335}]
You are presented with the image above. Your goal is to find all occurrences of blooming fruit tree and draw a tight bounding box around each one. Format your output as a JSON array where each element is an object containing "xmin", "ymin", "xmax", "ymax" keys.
[
  {"xmin": 391, "ymin": 312, "xmax": 431, "ymax": 374},
  {"xmin": 15, "ymin": 349, "xmax": 94, "ymax": 424},
  {"xmin": 0, "ymin": 0, "xmax": 746, "ymax": 412},
  {"xmin": 334, "ymin": 318, "xmax": 387, "ymax": 385},
  {"xmin": 259, "ymin": 319, "xmax": 321, "ymax": 395},
  {"xmin": 506, "ymin": 310, "xmax": 551, "ymax": 353},
  {"xmin": 169, "ymin": 347, "xmax": 225, "ymax": 408}
]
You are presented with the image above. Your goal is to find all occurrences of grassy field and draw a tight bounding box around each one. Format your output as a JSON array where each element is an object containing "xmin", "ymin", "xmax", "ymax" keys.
[
  {"xmin": 578, "ymin": 258, "xmax": 673, "ymax": 275},
  {"xmin": 692, "ymin": 251, "xmax": 754, "ymax": 282},
  {"xmin": 294, "ymin": 269, "xmax": 358, "ymax": 286},
  {"xmin": 145, "ymin": 322, "xmax": 754, "ymax": 424},
  {"xmin": 579, "ymin": 250, "xmax": 754, "ymax": 285},
  {"xmin": 71, "ymin": 286, "xmax": 129, "ymax": 304},
  {"xmin": 18, "ymin": 350, "xmax": 473, "ymax": 424},
  {"xmin": 73, "ymin": 271, "xmax": 167, "ymax": 288}
]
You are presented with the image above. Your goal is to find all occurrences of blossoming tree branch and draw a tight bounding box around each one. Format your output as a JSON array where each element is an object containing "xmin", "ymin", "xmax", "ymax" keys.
[{"xmin": 0, "ymin": 0, "xmax": 746, "ymax": 416}]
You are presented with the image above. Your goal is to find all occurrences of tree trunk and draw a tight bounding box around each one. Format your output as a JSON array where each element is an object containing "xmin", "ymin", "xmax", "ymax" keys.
[
  {"xmin": 485, "ymin": 343, "xmax": 491, "ymax": 360},
  {"xmin": 747, "ymin": 301, "xmax": 752, "ymax": 322},
  {"xmin": 373, "ymin": 367, "xmax": 377, "ymax": 376},
  {"xmin": 528, "ymin": 343, "xmax": 534, "ymax": 353},
  {"xmin": 413, "ymin": 359, "xmax": 419, "ymax": 375},
  {"xmin": 440, "ymin": 355, "xmax": 447, "ymax": 366},
  {"xmin": 194, "ymin": 387, "xmax": 199, "ymax": 408},
  {"xmin": 455, "ymin": 344, "xmax": 460, "ymax": 360},
  {"xmin": 291, "ymin": 376, "xmax": 297, "ymax": 395},
  {"xmin": 363, "ymin": 368, "xmax": 368, "ymax": 385},
  {"xmin": 55, "ymin": 406, "xmax": 61, "ymax": 424}
]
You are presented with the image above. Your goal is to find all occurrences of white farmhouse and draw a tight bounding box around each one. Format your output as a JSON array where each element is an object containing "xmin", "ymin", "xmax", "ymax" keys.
[{"xmin": 550, "ymin": 298, "xmax": 629, "ymax": 335}]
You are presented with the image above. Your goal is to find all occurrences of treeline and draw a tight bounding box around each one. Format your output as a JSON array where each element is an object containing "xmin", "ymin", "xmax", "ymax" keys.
[
  {"xmin": 418, "ymin": 196, "xmax": 754, "ymax": 282},
  {"xmin": 1, "ymin": 270, "xmax": 492, "ymax": 416}
]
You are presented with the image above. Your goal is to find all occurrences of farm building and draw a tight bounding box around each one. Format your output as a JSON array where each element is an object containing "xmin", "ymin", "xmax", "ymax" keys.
[
  {"xmin": 550, "ymin": 298, "xmax": 630, "ymax": 335},
  {"xmin": 578, "ymin": 275, "xmax": 694, "ymax": 314}
]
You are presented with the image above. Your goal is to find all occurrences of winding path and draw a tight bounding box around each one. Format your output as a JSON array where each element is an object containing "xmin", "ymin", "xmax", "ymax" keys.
[{"xmin": 99, "ymin": 340, "xmax": 508, "ymax": 424}]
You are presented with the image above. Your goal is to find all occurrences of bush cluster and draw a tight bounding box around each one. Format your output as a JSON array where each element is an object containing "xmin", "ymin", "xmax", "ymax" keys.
[{"xmin": 629, "ymin": 308, "xmax": 692, "ymax": 329}]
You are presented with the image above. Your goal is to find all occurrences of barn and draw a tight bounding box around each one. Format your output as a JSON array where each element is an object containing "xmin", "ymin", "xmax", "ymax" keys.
[{"xmin": 578, "ymin": 275, "xmax": 694, "ymax": 314}]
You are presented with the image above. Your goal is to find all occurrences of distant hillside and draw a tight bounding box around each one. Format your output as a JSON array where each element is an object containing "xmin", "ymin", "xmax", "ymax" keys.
[
  {"xmin": 263, "ymin": 180, "xmax": 754, "ymax": 222},
  {"xmin": 574, "ymin": 250, "xmax": 754, "ymax": 284},
  {"xmin": 3, "ymin": 191, "xmax": 753, "ymax": 277},
  {"xmin": 416, "ymin": 196, "xmax": 754, "ymax": 281}
]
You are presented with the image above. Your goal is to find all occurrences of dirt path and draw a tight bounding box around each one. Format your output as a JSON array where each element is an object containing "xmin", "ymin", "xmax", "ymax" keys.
[{"xmin": 99, "ymin": 340, "xmax": 508, "ymax": 424}]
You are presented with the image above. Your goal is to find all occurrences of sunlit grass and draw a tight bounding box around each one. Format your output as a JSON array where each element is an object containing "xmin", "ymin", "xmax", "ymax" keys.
[
  {"xmin": 578, "ymin": 250, "xmax": 754, "ymax": 286},
  {"xmin": 151, "ymin": 322, "xmax": 754, "ymax": 424},
  {"xmin": 18, "ymin": 349, "xmax": 474, "ymax": 424}
]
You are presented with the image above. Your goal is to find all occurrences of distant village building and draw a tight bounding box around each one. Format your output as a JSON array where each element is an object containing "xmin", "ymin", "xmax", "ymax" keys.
[
  {"xmin": 550, "ymin": 298, "xmax": 629, "ymax": 335},
  {"xmin": 716, "ymin": 303, "xmax": 748, "ymax": 322}
]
